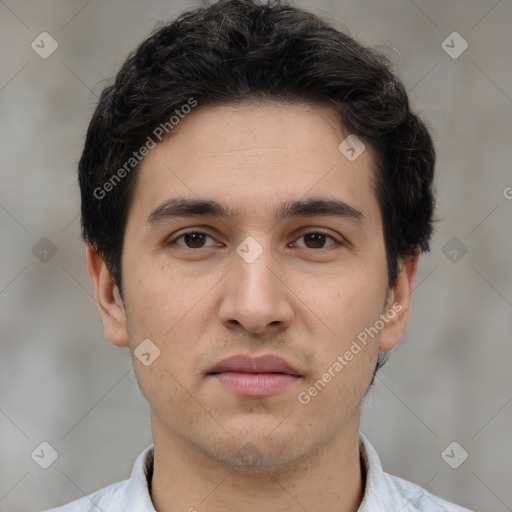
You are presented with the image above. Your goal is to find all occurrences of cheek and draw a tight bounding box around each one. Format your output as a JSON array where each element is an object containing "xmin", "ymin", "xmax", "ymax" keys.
[
  {"xmin": 123, "ymin": 268, "xmax": 202, "ymax": 418},
  {"xmin": 123, "ymin": 260, "xmax": 209, "ymax": 378},
  {"xmin": 123, "ymin": 259, "xmax": 193, "ymax": 341},
  {"xmin": 295, "ymin": 263, "xmax": 386, "ymax": 395},
  {"xmin": 299, "ymin": 264, "xmax": 387, "ymax": 340},
  {"xmin": 133, "ymin": 357, "xmax": 203, "ymax": 434}
]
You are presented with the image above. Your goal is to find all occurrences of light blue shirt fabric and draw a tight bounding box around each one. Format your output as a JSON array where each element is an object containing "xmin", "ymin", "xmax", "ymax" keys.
[{"xmin": 43, "ymin": 433, "xmax": 473, "ymax": 512}]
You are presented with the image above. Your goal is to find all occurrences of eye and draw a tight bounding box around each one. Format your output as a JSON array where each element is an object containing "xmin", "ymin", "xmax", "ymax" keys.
[
  {"xmin": 292, "ymin": 231, "xmax": 339, "ymax": 249},
  {"xmin": 167, "ymin": 229, "xmax": 341, "ymax": 250},
  {"xmin": 167, "ymin": 231, "xmax": 220, "ymax": 249}
]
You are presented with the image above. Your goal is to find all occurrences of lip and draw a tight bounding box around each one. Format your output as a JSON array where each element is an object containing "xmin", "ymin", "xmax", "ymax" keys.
[
  {"xmin": 208, "ymin": 354, "xmax": 301, "ymax": 376},
  {"xmin": 207, "ymin": 354, "xmax": 302, "ymax": 397}
]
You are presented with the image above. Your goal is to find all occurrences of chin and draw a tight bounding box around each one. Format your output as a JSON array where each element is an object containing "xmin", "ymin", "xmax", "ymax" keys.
[{"xmin": 201, "ymin": 428, "xmax": 314, "ymax": 473}]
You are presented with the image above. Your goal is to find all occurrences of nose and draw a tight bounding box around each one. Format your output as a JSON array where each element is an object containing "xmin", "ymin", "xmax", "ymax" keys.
[{"xmin": 218, "ymin": 242, "xmax": 295, "ymax": 335}]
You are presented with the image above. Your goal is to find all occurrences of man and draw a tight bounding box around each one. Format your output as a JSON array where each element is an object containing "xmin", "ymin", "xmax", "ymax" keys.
[{"xmin": 44, "ymin": 0, "xmax": 472, "ymax": 510}]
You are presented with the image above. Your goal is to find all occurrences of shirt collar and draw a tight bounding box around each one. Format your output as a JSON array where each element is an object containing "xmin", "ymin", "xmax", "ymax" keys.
[
  {"xmin": 358, "ymin": 431, "xmax": 402, "ymax": 511},
  {"xmin": 122, "ymin": 444, "xmax": 156, "ymax": 512}
]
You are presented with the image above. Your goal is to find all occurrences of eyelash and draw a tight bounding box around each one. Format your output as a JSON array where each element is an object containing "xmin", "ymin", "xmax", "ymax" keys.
[{"xmin": 166, "ymin": 229, "xmax": 341, "ymax": 250}]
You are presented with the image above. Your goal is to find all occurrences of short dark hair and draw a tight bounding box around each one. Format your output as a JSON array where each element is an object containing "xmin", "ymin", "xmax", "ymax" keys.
[{"xmin": 79, "ymin": 0, "xmax": 435, "ymax": 300}]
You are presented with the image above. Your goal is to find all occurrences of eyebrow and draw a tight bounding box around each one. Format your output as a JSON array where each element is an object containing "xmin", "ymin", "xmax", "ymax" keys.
[{"xmin": 146, "ymin": 197, "xmax": 364, "ymax": 226}]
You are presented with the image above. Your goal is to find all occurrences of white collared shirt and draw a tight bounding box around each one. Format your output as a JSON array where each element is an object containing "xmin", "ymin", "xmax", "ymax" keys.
[{"xmin": 43, "ymin": 433, "xmax": 473, "ymax": 512}]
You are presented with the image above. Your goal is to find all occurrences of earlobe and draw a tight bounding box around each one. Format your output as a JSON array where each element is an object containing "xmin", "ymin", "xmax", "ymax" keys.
[
  {"xmin": 378, "ymin": 253, "xmax": 420, "ymax": 352},
  {"xmin": 86, "ymin": 245, "xmax": 130, "ymax": 348}
]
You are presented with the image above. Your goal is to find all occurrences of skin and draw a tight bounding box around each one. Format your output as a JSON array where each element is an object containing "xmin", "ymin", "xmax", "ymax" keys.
[{"xmin": 87, "ymin": 101, "xmax": 419, "ymax": 512}]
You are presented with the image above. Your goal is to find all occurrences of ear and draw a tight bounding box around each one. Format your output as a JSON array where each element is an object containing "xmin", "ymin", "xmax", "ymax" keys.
[
  {"xmin": 86, "ymin": 245, "xmax": 129, "ymax": 348},
  {"xmin": 379, "ymin": 252, "xmax": 420, "ymax": 352}
]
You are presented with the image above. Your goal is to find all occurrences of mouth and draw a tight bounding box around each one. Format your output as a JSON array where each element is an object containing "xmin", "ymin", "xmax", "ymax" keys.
[{"xmin": 207, "ymin": 354, "xmax": 303, "ymax": 397}]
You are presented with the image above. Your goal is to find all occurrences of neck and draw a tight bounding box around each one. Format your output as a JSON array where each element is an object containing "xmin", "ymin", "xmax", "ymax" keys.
[{"xmin": 150, "ymin": 413, "xmax": 365, "ymax": 512}]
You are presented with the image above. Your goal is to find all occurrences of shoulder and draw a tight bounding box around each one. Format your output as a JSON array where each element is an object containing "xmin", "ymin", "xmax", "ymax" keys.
[
  {"xmin": 41, "ymin": 479, "xmax": 127, "ymax": 512},
  {"xmin": 358, "ymin": 433, "xmax": 473, "ymax": 512},
  {"xmin": 384, "ymin": 472, "xmax": 474, "ymax": 512},
  {"xmin": 41, "ymin": 445, "xmax": 155, "ymax": 512}
]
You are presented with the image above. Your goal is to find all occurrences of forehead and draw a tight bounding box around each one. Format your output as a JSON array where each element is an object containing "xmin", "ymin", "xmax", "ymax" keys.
[
  {"xmin": 128, "ymin": 101, "xmax": 380, "ymax": 226},
  {"xmin": 167, "ymin": 101, "xmax": 365, "ymax": 169}
]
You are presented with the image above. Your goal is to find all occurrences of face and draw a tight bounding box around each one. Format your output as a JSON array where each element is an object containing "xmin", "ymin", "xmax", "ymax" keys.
[{"xmin": 88, "ymin": 101, "xmax": 417, "ymax": 471}]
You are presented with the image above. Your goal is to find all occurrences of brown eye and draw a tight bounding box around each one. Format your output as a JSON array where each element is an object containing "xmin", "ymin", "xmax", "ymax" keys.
[
  {"xmin": 182, "ymin": 233, "xmax": 207, "ymax": 248},
  {"xmin": 293, "ymin": 231, "xmax": 338, "ymax": 249},
  {"xmin": 168, "ymin": 231, "xmax": 218, "ymax": 249}
]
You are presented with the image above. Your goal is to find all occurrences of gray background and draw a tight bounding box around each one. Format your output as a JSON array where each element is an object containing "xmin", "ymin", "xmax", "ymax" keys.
[{"xmin": 1, "ymin": 1, "xmax": 511, "ymax": 511}]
